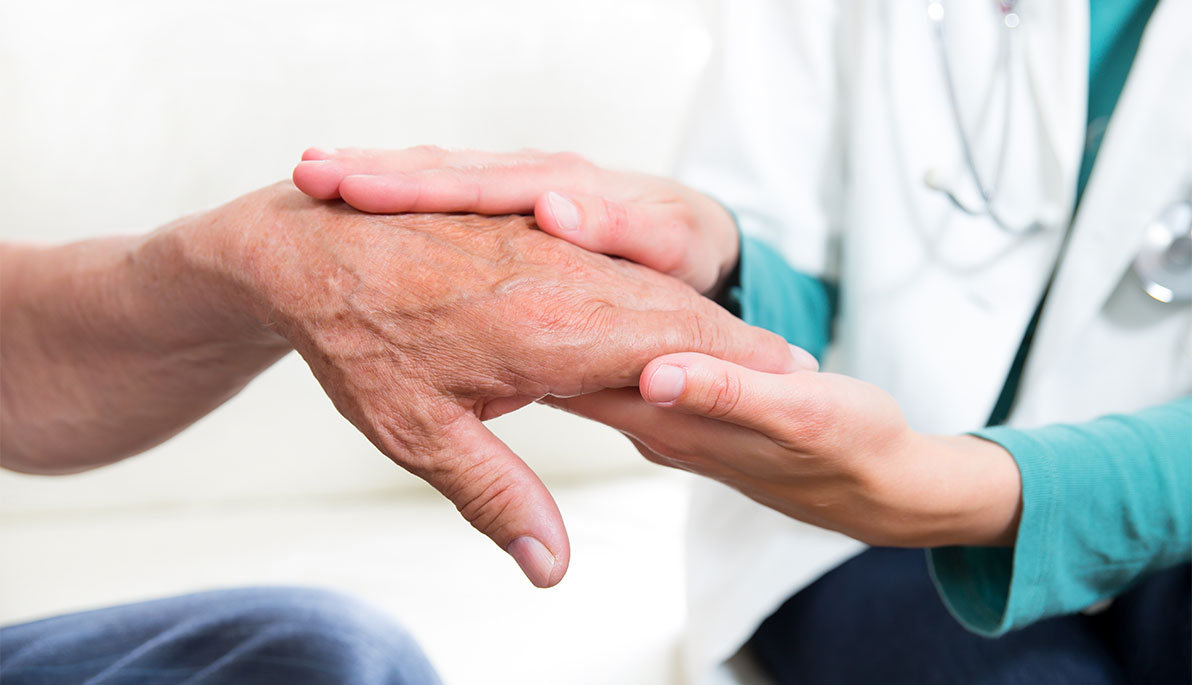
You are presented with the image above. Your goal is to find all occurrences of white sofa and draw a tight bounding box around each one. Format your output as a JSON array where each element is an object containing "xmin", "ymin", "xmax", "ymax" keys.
[{"xmin": 0, "ymin": 2, "xmax": 718, "ymax": 682}]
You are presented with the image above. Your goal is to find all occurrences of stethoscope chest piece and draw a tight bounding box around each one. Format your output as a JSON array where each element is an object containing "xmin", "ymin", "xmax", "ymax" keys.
[{"xmin": 1132, "ymin": 200, "xmax": 1192, "ymax": 304}]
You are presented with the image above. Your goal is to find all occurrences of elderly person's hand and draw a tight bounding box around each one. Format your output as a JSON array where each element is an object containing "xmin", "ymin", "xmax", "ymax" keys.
[
  {"xmin": 2, "ymin": 182, "xmax": 797, "ymax": 587},
  {"xmin": 548, "ymin": 353, "xmax": 1023, "ymax": 549},
  {"xmin": 292, "ymin": 147, "xmax": 741, "ymax": 297},
  {"xmin": 209, "ymin": 185, "xmax": 800, "ymax": 585}
]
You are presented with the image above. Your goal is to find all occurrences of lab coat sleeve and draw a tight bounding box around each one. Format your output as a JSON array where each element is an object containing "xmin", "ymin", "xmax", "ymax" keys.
[
  {"xmin": 927, "ymin": 396, "xmax": 1192, "ymax": 637},
  {"xmin": 675, "ymin": 0, "xmax": 844, "ymax": 280}
]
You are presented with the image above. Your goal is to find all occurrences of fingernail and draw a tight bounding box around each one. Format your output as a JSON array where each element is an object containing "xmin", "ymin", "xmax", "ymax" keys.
[
  {"xmin": 506, "ymin": 536, "xmax": 557, "ymax": 588},
  {"xmin": 546, "ymin": 192, "xmax": 581, "ymax": 232},
  {"xmin": 789, "ymin": 345, "xmax": 820, "ymax": 372},
  {"xmin": 645, "ymin": 364, "xmax": 686, "ymax": 404}
]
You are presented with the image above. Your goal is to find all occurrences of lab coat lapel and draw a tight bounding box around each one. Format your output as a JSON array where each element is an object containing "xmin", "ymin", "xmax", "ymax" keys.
[{"xmin": 1025, "ymin": 0, "xmax": 1192, "ymax": 382}]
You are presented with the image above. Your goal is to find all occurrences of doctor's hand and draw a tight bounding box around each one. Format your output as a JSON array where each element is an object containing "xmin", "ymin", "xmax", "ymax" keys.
[
  {"xmin": 292, "ymin": 147, "xmax": 741, "ymax": 297},
  {"xmin": 549, "ymin": 353, "xmax": 1024, "ymax": 548}
]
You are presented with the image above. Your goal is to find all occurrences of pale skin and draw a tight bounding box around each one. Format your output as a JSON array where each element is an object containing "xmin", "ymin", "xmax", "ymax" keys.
[
  {"xmin": 0, "ymin": 181, "xmax": 801, "ymax": 587},
  {"xmin": 296, "ymin": 147, "xmax": 1025, "ymax": 548}
]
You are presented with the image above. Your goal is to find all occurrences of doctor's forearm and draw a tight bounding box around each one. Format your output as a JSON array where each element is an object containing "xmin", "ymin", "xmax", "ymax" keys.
[
  {"xmin": 930, "ymin": 398, "xmax": 1192, "ymax": 636},
  {"xmin": 0, "ymin": 222, "xmax": 290, "ymax": 474},
  {"xmin": 908, "ymin": 434, "xmax": 1023, "ymax": 548}
]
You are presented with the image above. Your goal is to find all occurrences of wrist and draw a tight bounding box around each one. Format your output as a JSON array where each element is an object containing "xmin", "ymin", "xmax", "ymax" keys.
[
  {"xmin": 919, "ymin": 434, "xmax": 1023, "ymax": 548},
  {"xmin": 143, "ymin": 190, "xmax": 292, "ymax": 353},
  {"xmin": 696, "ymin": 193, "xmax": 742, "ymax": 301}
]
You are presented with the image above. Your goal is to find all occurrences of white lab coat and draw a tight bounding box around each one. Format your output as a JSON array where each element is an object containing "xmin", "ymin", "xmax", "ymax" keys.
[{"xmin": 675, "ymin": 1, "xmax": 1192, "ymax": 682}]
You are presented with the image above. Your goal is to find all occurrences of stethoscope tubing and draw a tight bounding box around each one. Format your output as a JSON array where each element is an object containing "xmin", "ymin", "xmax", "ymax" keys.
[{"xmin": 924, "ymin": 0, "xmax": 1191, "ymax": 304}]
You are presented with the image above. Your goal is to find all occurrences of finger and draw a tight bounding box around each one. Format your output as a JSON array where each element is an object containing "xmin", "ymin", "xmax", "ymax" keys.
[
  {"xmin": 291, "ymin": 146, "xmax": 461, "ymax": 201},
  {"xmin": 534, "ymin": 192, "xmax": 691, "ymax": 277},
  {"xmin": 543, "ymin": 391, "xmax": 761, "ymax": 479},
  {"xmin": 299, "ymin": 145, "xmax": 452, "ymax": 173},
  {"xmin": 412, "ymin": 413, "xmax": 569, "ymax": 588},
  {"xmin": 477, "ymin": 395, "xmax": 536, "ymax": 421},
  {"xmin": 638, "ymin": 352, "xmax": 822, "ymax": 435},
  {"xmin": 336, "ymin": 159, "xmax": 592, "ymax": 215},
  {"xmin": 542, "ymin": 388, "xmax": 653, "ymax": 427},
  {"xmin": 294, "ymin": 147, "xmax": 569, "ymax": 210},
  {"xmin": 292, "ymin": 160, "xmax": 350, "ymax": 200},
  {"xmin": 326, "ymin": 146, "xmax": 536, "ymax": 173},
  {"xmin": 603, "ymin": 307, "xmax": 812, "ymax": 380}
]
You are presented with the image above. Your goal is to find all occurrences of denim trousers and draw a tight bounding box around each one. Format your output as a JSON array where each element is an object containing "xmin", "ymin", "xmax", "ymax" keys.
[
  {"xmin": 0, "ymin": 587, "xmax": 442, "ymax": 684},
  {"xmin": 5, "ymin": 554, "xmax": 1187, "ymax": 684},
  {"xmin": 751, "ymin": 547, "xmax": 1191, "ymax": 685}
]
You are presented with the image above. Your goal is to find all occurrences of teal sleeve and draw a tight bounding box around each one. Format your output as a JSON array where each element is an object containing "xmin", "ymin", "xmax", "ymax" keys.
[
  {"xmin": 927, "ymin": 397, "xmax": 1192, "ymax": 637},
  {"xmin": 723, "ymin": 234, "xmax": 835, "ymax": 360}
]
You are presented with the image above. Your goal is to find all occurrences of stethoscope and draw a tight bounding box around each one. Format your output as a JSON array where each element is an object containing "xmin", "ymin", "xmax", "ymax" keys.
[{"xmin": 924, "ymin": 0, "xmax": 1192, "ymax": 304}]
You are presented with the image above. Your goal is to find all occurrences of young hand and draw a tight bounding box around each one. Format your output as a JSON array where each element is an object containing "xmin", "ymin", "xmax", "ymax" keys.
[
  {"xmin": 292, "ymin": 147, "xmax": 741, "ymax": 296},
  {"xmin": 548, "ymin": 353, "xmax": 1023, "ymax": 548}
]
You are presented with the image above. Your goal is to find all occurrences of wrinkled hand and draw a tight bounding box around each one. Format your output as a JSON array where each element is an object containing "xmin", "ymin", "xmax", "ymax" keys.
[
  {"xmin": 185, "ymin": 183, "xmax": 796, "ymax": 586},
  {"xmin": 548, "ymin": 353, "xmax": 1023, "ymax": 548},
  {"xmin": 291, "ymin": 147, "xmax": 740, "ymax": 296}
]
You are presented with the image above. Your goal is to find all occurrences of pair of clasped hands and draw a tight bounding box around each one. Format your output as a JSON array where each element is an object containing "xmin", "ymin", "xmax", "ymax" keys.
[{"xmin": 282, "ymin": 147, "xmax": 1020, "ymax": 587}]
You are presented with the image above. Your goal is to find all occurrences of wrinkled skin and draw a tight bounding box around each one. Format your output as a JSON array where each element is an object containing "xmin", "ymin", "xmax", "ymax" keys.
[
  {"xmin": 192, "ymin": 184, "xmax": 797, "ymax": 586},
  {"xmin": 290, "ymin": 148, "xmax": 1023, "ymax": 550},
  {"xmin": 2, "ymin": 181, "xmax": 796, "ymax": 588}
]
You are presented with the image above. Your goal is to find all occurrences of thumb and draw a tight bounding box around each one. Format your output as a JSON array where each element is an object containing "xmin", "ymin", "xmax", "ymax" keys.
[
  {"xmin": 638, "ymin": 351, "xmax": 817, "ymax": 434},
  {"xmin": 418, "ymin": 414, "xmax": 570, "ymax": 588},
  {"xmin": 534, "ymin": 191, "xmax": 693, "ymax": 279}
]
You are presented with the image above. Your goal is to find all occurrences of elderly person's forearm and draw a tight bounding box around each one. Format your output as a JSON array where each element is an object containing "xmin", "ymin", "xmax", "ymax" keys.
[
  {"xmin": 0, "ymin": 182, "xmax": 796, "ymax": 586},
  {"xmin": 0, "ymin": 231, "xmax": 289, "ymax": 474}
]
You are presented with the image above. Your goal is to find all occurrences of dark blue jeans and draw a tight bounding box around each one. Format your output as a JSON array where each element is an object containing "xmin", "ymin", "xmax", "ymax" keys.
[
  {"xmin": 0, "ymin": 587, "xmax": 441, "ymax": 684},
  {"xmin": 751, "ymin": 547, "xmax": 1191, "ymax": 685}
]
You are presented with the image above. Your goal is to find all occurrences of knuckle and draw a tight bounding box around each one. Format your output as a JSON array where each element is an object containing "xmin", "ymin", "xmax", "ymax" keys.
[
  {"xmin": 701, "ymin": 368, "xmax": 742, "ymax": 419},
  {"xmin": 574, "ymin": 300, "xmax": 616, "ymax": 337},
  {"xmin": 371, "ymin": 418, "xmax": 441, "ymax": 476},
  {"xmin": 598, "ymin": 198, "xmax": 631, "ymax": 242},
  {"xmin": 520, "ymin": 294, "xmax": 615, "ymax": 357},
  {"xmin": 685, "ymin": 313, "xmax": 723, "ymax": 356},
  {"xmin": 670, "ymin": 200, "xmax": 697, "ymax": 229},
  {"xmin": 653, "ymin": 220, "xmax": 692, "ymax": 275},
  {"xmin": 451, "ymin": 459, "xmax": 519, "ymax": 534},
  {"xmin": 515, "ymin": 242, "xmax": 597, "ymax": 293}
]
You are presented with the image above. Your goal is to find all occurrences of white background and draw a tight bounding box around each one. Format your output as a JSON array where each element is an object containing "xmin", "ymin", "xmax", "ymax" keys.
[{"xmin": 1, "ymin": 2, "xmax": 715, "ymax": 683}]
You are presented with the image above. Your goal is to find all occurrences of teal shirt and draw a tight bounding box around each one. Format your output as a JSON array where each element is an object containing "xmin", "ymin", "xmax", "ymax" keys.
[
  {"xmin": 729, "ymin": 0, "xmax": 1186, "ymax": 635},
  {"xmin": 725, "ymin": 234, "xmax": 835, "ymax": 361}
]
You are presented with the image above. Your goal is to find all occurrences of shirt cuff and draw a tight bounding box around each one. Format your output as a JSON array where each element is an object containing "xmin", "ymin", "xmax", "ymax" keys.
[
  {"xmin": 735, "ymin": 234, "xmax": 835, "ymax": 360},
  {"xmin": 927, "ymin": 427, "xmax": 1059, "ymax": 637}
]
